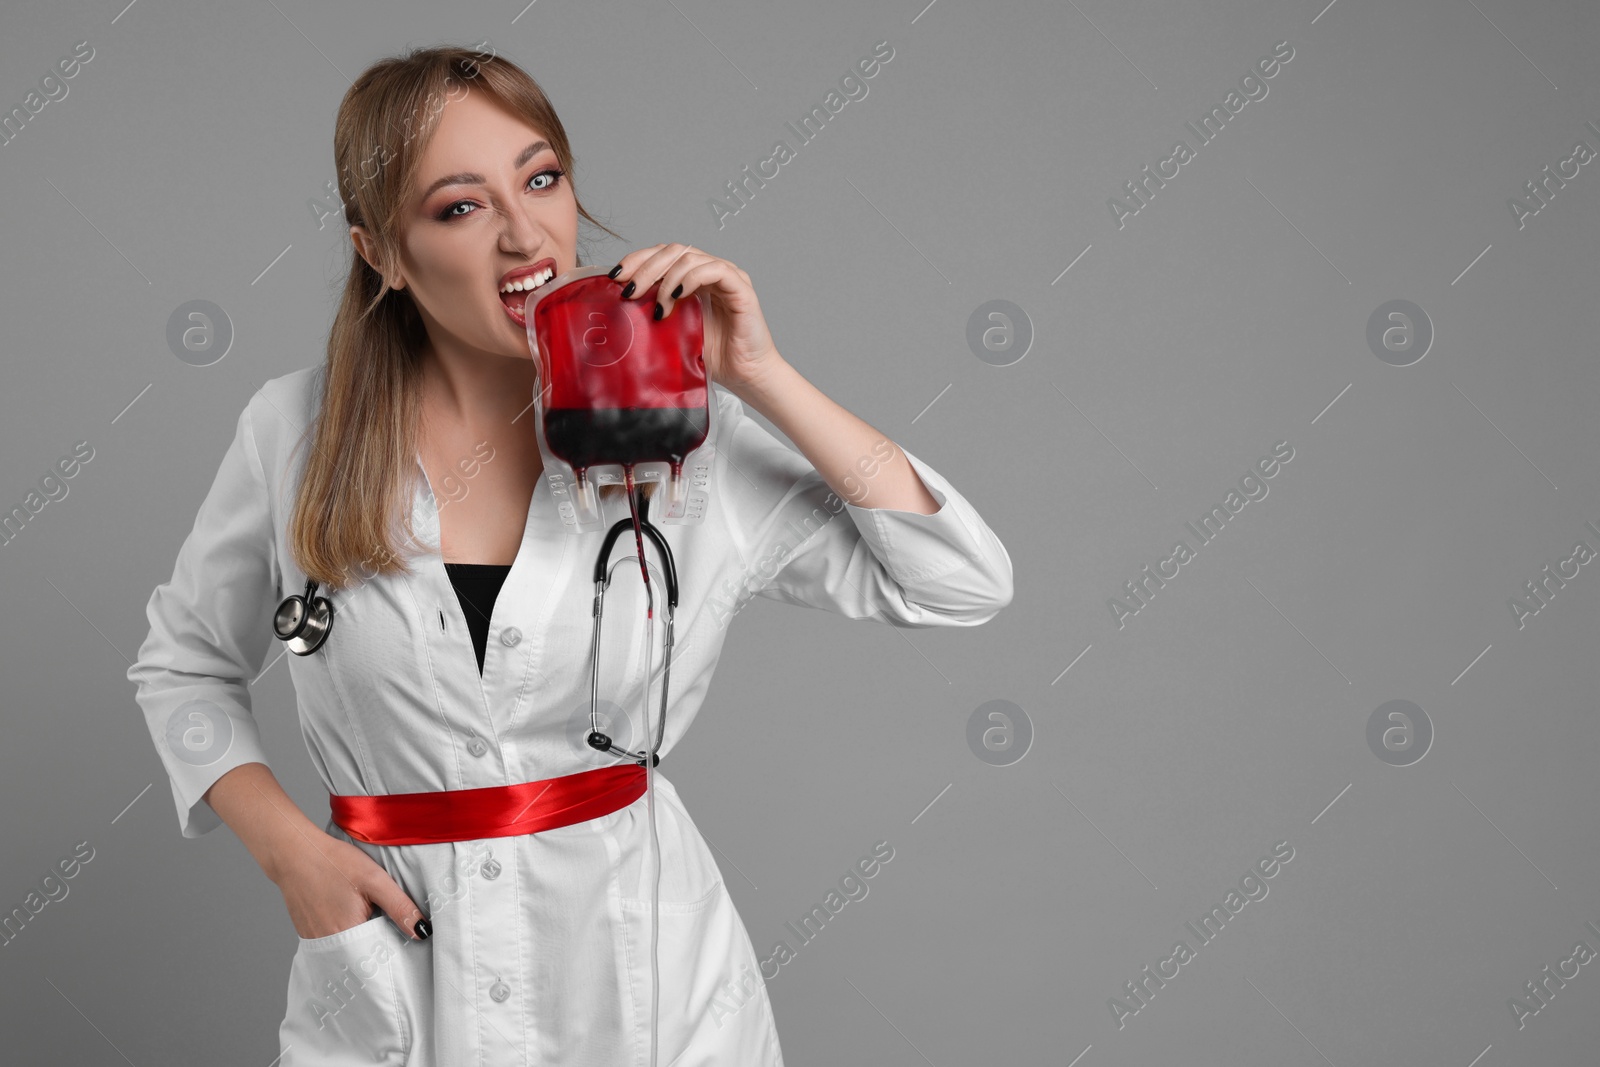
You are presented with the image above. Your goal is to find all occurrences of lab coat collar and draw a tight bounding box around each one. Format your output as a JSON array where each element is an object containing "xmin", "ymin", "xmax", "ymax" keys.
[{"xmin": 409, "ymin": 452, "xmax": 564, "ymax": 555}]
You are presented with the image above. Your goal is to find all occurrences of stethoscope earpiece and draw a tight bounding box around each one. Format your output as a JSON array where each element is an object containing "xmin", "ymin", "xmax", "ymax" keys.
[
  {"xmin": 274, "ymin": 578, "xmax": 334, "ymax": 656},
  {"xmin": 587, "ymin": 730, "xmax": 660, "ymax": 766}
]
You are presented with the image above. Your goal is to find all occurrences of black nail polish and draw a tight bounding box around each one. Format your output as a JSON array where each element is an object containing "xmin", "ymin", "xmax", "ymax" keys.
[
  {"xmin": 620, "ymin": 281, "xmax": 636, "ymax": 299},
  {"xmin": 414, "ymin": 917, "xmax": 432, "ymax": 940},
  {"xmin": 653, "ymin": 302, "xmax": 664, "ymax": 321},
  {"xmin": 607, "ymin": 263, "xmax": 623, "ymax": 279},
  {"xmin": 670, "ymin": 284, "xmax": 683, "ymax": 300}
]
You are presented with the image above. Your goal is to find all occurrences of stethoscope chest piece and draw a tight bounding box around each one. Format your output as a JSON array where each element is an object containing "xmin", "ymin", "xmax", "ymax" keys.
[{"xmin": 274, "ymin": 578, "xmax": 334, "ymax": 656}]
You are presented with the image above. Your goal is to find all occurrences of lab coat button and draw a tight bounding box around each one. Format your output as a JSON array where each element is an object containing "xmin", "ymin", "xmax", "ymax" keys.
[
  {"xmin": 500, "ymin": 627, "xmax": 522, "ymax": 647},
  {"xmin": 489, "ymin": 978, "xmax": 511, "ymax": 1003}
]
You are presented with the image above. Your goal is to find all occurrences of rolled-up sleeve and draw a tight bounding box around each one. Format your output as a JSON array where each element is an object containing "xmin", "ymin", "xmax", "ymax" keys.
[
  {"xmin": 713, "ymin": 390, "xmax": 1014, "ymax": 627},
  {"xmin": 126, "ymin": 398, "xmax": 282, "ymax": 838}
]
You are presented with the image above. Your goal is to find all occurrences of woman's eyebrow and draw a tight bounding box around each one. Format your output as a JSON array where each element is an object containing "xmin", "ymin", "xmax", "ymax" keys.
[{"xmin": 419, "ymin": 139, "xmax": 551, "ymax": 200}]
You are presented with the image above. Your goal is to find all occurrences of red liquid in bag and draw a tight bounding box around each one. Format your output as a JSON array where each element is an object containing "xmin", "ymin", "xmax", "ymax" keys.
[
  {"xmin": 542, "ymin": 407, "xmax": 711, "ymax": 469},
  {"xmin": 531, "ymin": 274, "xmax": 709, "ymax": 477}
]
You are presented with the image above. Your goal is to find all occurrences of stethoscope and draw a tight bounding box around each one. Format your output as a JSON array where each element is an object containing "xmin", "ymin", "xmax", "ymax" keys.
[
  {"xmin": 271, "ymin": 487, "xmax": 680, "ymax": 770},
  {"xmin": 587, "ymin": 485, "xmax": 678, "ymax": 768},
  {"xmin": 273, "ymin": 578, "xmax": 333, "ymax": 655}
]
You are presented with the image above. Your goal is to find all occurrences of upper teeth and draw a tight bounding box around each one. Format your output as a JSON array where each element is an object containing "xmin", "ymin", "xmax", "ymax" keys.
[{"xmin": 501, "ymin": 267, "xmax": 554, "ymax": 293}]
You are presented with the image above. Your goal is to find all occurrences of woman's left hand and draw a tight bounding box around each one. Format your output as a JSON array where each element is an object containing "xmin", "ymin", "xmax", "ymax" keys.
[{"xmin": 610, "ymin": 244, "xmax": 782, "ymax": 390}]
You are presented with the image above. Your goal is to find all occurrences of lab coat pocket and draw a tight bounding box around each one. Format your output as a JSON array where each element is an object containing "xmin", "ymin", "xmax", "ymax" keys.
[
  {"xmin": 598, "ymin": 567, "xmax": 670, "ymax": 728},
  {"xmin": 278, "ymin": 914, "xmax": 412, "ymax": 1065},
  {"xmin": 619, "ymin": 880, "xmax": 739, "ymax": 1065}
]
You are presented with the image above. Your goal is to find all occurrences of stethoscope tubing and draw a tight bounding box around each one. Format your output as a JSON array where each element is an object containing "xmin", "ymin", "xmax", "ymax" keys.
[{"xmin": 588, "ymin": 488, "xmax": 678, "ymax": 767}]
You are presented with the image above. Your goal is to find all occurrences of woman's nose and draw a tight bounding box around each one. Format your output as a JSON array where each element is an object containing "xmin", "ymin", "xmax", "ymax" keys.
[{"xmin": 492, "ymin": 199, "xmax": 543, "ymax": 255}]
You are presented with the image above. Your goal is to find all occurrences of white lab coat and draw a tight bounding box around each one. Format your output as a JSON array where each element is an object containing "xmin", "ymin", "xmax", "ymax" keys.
[{"xmin": 128, "ymin": 364, "xmax": 1013, "ymax": 1066}]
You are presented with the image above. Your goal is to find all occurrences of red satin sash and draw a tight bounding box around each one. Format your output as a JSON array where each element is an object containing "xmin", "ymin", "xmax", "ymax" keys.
[{"xmin": 329, "ymin": 763, "xmax": 647, "ymax": 846}]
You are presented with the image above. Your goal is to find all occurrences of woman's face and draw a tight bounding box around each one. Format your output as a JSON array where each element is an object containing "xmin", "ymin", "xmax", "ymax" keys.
[{"xmin": 362, "ymin": 88, "xmax": 579, "ymax": 360}]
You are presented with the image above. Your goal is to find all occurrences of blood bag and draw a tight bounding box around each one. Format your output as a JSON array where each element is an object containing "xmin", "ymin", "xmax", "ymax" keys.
[{"xmin": 524, "ymin": 264, "xmax": 716, "ymax": 531}]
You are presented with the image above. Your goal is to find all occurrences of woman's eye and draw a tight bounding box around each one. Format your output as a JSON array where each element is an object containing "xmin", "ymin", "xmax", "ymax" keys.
[
  {"xmin": 529, "ymin": 167, "xmax": 565, "ymax": 191},
  {"xmin": 436, "ymin": 167, "xmax": 565, "ymax": 220}
]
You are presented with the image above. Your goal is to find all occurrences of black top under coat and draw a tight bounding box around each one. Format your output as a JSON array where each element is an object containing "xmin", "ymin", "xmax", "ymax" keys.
[{"xmin": 443, "ymin": 562, "xmax": 513, "ymax": 675}]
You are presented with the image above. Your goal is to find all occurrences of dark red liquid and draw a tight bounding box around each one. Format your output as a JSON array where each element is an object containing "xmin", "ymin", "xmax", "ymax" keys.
[{"xmin": 543, "ymin": 407, "xmax": 709, "ymax": 469}]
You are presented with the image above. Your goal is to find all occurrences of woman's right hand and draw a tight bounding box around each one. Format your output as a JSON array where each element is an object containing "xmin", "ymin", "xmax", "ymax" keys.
[{"xmin": 270, "ymin": 829, "xmax": 431, "ymax": 942}]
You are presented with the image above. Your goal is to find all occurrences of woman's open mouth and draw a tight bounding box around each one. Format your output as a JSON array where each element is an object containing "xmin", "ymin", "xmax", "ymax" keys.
[{"xmin": 498, "ymin": 258, "xmax": 558, "ymax": 328}]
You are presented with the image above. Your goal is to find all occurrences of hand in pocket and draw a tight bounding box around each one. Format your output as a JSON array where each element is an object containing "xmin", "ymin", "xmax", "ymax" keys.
[{"xmin": 272, "ymin": 828, "xmax": 431, "ymax": 941}]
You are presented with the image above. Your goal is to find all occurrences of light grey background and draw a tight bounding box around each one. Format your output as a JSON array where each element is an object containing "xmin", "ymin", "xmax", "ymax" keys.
[{"xmin": 3, "ymin": 0, "xmax": 1598, "ymax": 1063}]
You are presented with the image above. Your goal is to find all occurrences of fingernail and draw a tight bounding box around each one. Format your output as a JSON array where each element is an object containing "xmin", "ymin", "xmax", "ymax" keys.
[
  {"xmin": 670, "ymin": 284, "xmax": 683, "ymax": 300},
  {"xmin": 414, "ymin": 917, "xmax": 432, "ymax": 940},
  {"xmin": 608, "ymin": 263, "xmax": 623, "ymax": 279},
  {"xmin": 653, "ymin": 302, "xmax": 664, "ymax": 321},
  {"xmin": 620, "ymin": 281, "xmax": 636, "ymax": 299}
]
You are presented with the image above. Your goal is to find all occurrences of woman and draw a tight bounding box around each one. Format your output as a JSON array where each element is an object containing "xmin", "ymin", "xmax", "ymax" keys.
[{"xmin": 128, "ymin": 44, "xmax": 1012, "ymax": 1066}]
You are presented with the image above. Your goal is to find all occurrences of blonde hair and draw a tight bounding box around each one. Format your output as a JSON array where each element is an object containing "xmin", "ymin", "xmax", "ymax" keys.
[{"xmin": 288, "ymin": 43, "xmax": 621, "ymax": 589}]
